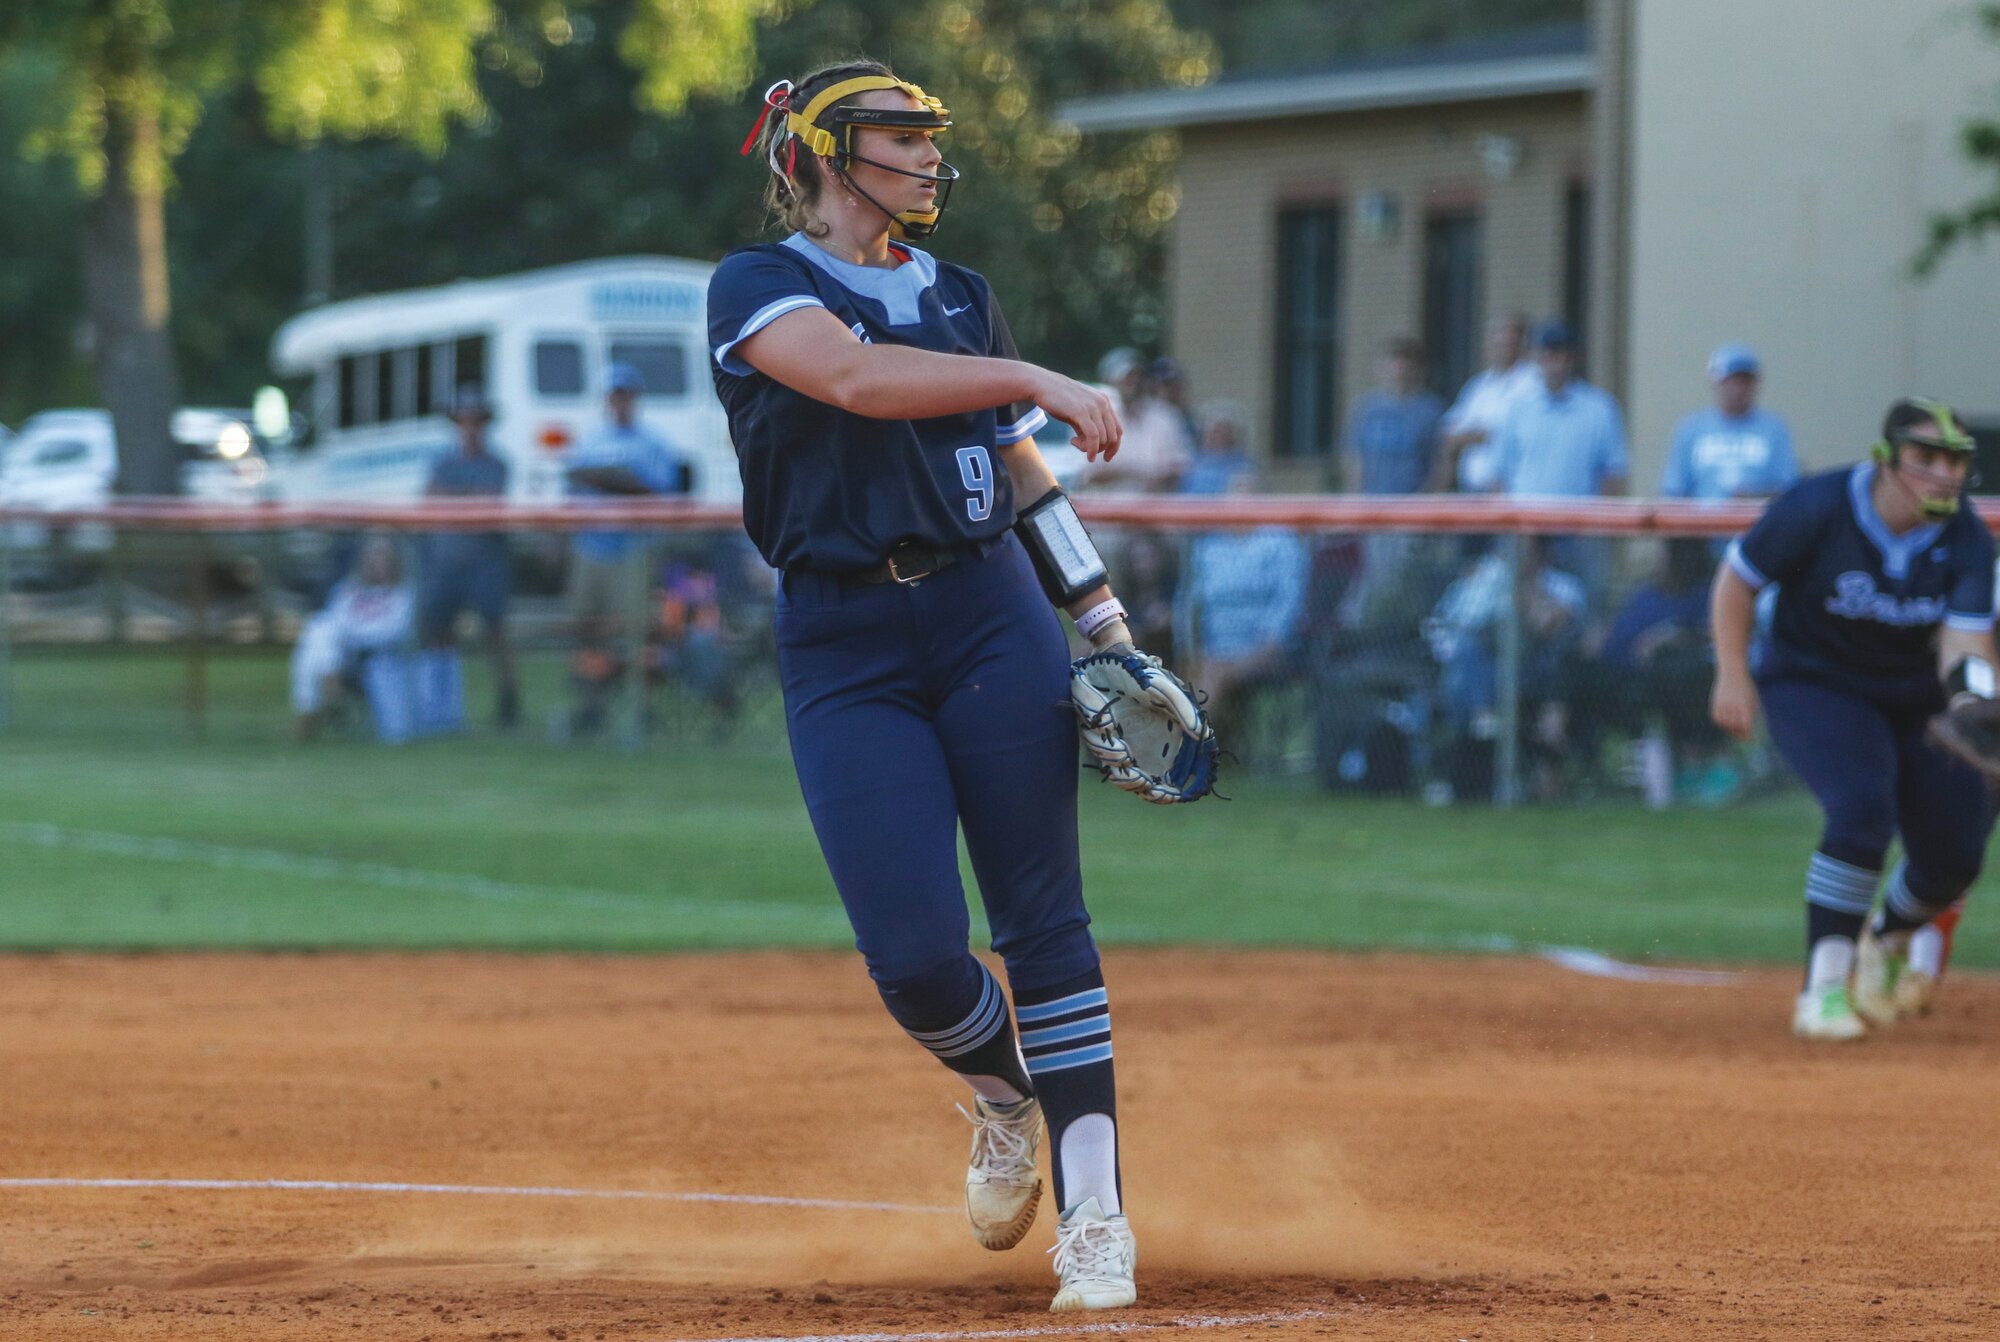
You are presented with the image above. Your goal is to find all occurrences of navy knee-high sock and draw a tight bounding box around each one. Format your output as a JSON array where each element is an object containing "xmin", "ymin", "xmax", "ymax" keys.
[
  {"xmin": 876, "ymin": 955, "xmax": 1034, "ymax": 1103},
  {"xmin": 1014, "ymin": 967, "xmax": 1119, "ymax": 1215}
]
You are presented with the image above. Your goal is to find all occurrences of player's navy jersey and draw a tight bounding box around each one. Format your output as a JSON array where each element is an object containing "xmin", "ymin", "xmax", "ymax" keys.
[
  {"xmin": 1727, "ymin": 463, "xmax": 1996, "ymax": 698},
  {"xmin": 707, "ymin": 234, "xmax": 1048, "ymax": 573}
]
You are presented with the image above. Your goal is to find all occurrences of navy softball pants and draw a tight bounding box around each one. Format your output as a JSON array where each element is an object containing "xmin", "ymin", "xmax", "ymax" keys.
[
  {"xmin": 1761, "ymin": 676, "xmax": 1995, "ymax": 897},
  {"xmin": 775, "ymin": 535, "xmax": 1099, "ymax": 993}
]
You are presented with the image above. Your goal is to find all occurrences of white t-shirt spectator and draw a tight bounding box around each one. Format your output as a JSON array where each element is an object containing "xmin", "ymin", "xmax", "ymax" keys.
[
  {"xmin": 1441, "ymin": 361, "xmax": 1538, "ymax": 491},
  {"xmin": 1075, "ymin": 389, "xmax": 1192, "ymax": 493}
]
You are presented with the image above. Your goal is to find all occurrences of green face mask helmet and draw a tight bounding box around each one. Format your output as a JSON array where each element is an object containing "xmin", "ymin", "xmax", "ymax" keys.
[{"xmin": 1870, "ymin": 395, "xmax": 1978, "ymax": 519}]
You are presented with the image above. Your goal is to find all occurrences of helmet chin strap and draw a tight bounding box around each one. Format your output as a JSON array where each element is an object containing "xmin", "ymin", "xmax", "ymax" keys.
[
  {"xmin": 833, "ymin": 154, "xmax": 959, "ymax": 241},
  {"xmin": 1887, "ymin": 458, "xmax": 1963, "ymax": 519}
]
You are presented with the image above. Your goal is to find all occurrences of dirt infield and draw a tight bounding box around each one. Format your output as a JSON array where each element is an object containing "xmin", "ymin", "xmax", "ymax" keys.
[{"xmin": 3, "ymin": 950, "xmax": 1998, "ymax": 1340}]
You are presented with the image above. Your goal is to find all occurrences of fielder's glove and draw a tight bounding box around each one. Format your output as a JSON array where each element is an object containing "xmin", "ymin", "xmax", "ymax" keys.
[
  {"xmin": 1928, "ymin": 697, "xmax": 2000, "ymax": 785},
  {"xmin": 1070, "ymin": 644, "xmax": 1221, "ymax": 804}
]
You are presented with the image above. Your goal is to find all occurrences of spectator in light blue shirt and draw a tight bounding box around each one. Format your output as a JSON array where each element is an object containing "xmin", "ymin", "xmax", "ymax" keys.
[
  {"xmin": 1661, "ymin": 344, "xmax": 1798, "ymax": 501},
  {"xmin": 1343, "ymin": 337, "xmax": 1444, "ymax": 495},
  {"xmin": 1491, "ymin": 319, "xmax": 1628, "ymax": 498},
  {"xmin": 1176, "ymin": 469, "xmax": 1310, "ymax": 732},
  {"xmin": 565, "ymin": 362, "xmax": 690, "ymax": 736}
]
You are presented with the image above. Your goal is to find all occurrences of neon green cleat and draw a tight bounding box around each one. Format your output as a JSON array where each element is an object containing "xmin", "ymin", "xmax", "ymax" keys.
[{"xmin": 1792, "ymin": 984, "xmax": 1867, "ymax": 1041}]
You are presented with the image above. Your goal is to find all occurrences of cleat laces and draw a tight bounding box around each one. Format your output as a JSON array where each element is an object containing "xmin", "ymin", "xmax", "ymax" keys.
[
  {"xmin": 961, "ymin": 1103, "xmax": 1036, "ymax": 1185},
  {"xmin": 1049, "ymin": 1213, "xmax": 1128, "ymax": 1281}
]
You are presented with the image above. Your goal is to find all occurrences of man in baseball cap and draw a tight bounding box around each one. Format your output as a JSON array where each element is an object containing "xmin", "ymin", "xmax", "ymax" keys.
[{"xmin": 1662, "ymin": 343, "xmax": 1798, "ymax": 502}]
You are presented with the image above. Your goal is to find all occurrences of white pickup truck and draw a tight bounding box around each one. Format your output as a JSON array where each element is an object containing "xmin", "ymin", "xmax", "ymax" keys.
[{"xmin": 0, "ymin": 407, "xmax": 272, "ymax": 549}]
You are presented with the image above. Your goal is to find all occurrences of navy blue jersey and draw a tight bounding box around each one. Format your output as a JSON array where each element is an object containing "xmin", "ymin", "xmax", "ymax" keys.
[
  {"xmin": 1728, "ymin": 463, "xmax": 1996, "ymax": 698},
  {"xmin": 707, "ymin": 234, "xmax": 1048, "ymax": 573}
]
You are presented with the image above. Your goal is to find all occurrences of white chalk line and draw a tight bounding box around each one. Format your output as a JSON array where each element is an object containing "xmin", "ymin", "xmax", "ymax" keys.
[
  {"xmin": 0, "ymin": 1176, "xmax": 955, "ymax": 1216},
  {"xmin": 0, "ymin": 820, "xmax": 848, "ymax": 929},
  {"xmin": 681, "ymin": 1307, "xmax": 1354, "ymax": 1342}
]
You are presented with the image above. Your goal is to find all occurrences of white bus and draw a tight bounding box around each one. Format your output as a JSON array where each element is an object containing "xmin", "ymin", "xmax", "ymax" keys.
[{"xmin": 269, "ymin": 256, "xmax": 738, "ymax": 504}]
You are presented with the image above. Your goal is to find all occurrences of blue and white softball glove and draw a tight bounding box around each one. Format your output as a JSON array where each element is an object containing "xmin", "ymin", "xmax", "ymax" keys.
[{"xmin": 1070, "ymin": 645, "xmax": 1221, "ymax": 804}]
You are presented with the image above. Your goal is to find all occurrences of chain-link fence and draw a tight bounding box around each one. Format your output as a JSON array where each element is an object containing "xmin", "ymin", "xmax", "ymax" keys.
[{"xmin": 0, "ymin": 496, "xmax": 1790, "ymax": 808}]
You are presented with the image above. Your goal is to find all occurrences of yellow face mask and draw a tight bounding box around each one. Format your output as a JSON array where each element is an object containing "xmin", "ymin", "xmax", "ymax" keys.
[{"xmin": 765, "ymin": 74, "xmax": 959, "ymax": 241}]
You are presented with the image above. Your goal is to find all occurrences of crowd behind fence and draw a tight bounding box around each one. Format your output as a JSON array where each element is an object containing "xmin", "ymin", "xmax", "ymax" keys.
[{"xmin": 4, "ymin": 494, "xmax": 1950, "ymax": 808}]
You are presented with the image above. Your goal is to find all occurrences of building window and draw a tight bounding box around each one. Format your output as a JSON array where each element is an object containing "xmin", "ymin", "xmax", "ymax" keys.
[
  {"xmin": 1564, "ymin": 183, "xmax": 1591, "ymax": 363},
  {"xmin": 1423, "ymin": 210, "xmax": 1483, "ymax": 400},
  {"xmin": 1274, "ymin": 206, "xmax": 1342, "ymax": 459}
]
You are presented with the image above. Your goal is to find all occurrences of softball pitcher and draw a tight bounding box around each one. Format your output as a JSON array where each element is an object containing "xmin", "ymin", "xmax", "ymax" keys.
[{"xmin": 706, "ymin": 59, "xmax": 1146, "ymax": 1310}]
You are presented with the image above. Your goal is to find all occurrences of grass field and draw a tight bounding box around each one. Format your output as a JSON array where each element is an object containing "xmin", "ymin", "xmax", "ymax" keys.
[{"xmin": 3, "ymin": 647, "xmax": 1995, "ymax": 967}]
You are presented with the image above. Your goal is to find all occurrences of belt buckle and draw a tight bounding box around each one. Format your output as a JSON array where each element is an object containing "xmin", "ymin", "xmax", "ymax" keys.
[{"xmin": 885, "ymin": 549, "xmax": 937, "ymax": 586}]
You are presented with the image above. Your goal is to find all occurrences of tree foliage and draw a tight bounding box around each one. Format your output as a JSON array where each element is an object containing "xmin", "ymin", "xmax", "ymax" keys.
[
  {"xmin": 1164, "ymin": 0, "xmax": 1585, "ymax": 77},
  {"xmin": 1917, "ymin": 3, "xmax": 2000, "ymax": 274}
]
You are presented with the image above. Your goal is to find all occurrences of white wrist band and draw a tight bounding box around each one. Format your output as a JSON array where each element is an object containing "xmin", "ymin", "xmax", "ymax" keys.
[{"xmin": 1075, "ymin": 599, "xmax": 1128, "ymax": 641}]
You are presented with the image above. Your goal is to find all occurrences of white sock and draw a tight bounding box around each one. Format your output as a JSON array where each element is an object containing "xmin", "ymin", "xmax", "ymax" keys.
[
  {"xmin": 1059, "ymin": 1113, "xmax": 1120, "ymax": 1216},
  {"xmin": 1807, "ymin": 935, "xmax": 1856, "ymax": 991},
  {"xmin": 1909, "ymin": 924, "xmax": 1945, "ymax": 978},
  {"xmin": 965, "ymin": 1075, "xmax": 1028, "ymax": 1105}
]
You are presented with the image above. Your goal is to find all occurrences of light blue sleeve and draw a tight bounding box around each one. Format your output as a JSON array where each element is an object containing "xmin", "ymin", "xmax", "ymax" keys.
[
  {"xmin": 639, "ymin": 437, "xmax": 689, "ymax": 492},
  {"xmin": 1491, "ymin": 405, "xmax": 1523, "ymax": 492},
  {"xmin": 1598, "ymin": 396, "xmax": 1630, "ymax": 485},
  {"xmin": 1767, "ymin": 416, "xmax": 1800, "ymax": 490},
  {"xmin": 1660, "ymin": 416, "xmax": 1695, "ymax": 497},
  {"xmin": 1268, "ymin": 533, "xmax": 1311, "ymax": 645}
]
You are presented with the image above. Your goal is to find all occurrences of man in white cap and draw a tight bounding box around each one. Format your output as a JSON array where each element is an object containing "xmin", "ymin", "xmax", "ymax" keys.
[{"xmin": 1661, "ymin": 343, "xmax": 1797, "ymax": 501}]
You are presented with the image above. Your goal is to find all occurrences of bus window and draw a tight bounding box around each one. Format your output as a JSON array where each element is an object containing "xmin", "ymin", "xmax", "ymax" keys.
[
  {"xmin": 534, "ymin": 338, "xmax": 586, "ymax": 397},
  {"xmin": 339, "ymin": 357, "xmax": 360, "ymax": 428},
  {"xmin": 607, "ymin": 339, "xmax": 688, "ymax": 397},
  {"xmin": 415, "ymin": 344, "xmax": 435, "ymax": 416},
  {"xmin": 455, "ymin": 335, "xmax": 487, "ymax": 393},
  {"xmin": 391, "ymin": 347, "xmax": 420, "ymax": 420},
  {"xmin": 342, "ymin": 352, "xmax": 381, "ymax": 426},
  {"xmin": 375, "ymin": 351, "xmax": 395, "ymax": 424}
]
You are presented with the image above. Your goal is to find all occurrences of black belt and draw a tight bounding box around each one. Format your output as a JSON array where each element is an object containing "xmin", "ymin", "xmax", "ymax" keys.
[{"xmin": 855, "ymin": 540, "xmax": 968, "ymax": 586}]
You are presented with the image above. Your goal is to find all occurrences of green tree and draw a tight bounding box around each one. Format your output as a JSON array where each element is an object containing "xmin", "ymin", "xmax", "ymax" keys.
[
  {"xmin": 165, "ymin": 0, "xmax": 1210, "ymax": 405},
  {"xmin": 1918, "ymin": 4, "xmax": 2000, "ymax": 274},
  {"xmin": 1165, "ymin": 0, "xmax": 1585, "ymax": 76},
  {"xmin": 0, "ymin": 0, "xmax": 781, "ymax": 492}
]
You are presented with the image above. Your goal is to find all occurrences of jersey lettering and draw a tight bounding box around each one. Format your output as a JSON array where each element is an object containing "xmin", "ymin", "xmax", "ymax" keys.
[
  {"xmin": 1823, "ymin": 571, "xmax": 1948, "ymax": 627},
  {"xmin": 956, "ymin": 444, "xmax": 994, "ymax": 522}
]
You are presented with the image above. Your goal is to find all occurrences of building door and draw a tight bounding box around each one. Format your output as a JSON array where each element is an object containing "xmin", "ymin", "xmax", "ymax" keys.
[
  {"xmin": 1423, "ymin": 210, "xmax": 1482, "ymax": 399},
  {"xmin": 1274, "ymin": 206, "xmax": 1342, "ymax": 460}
]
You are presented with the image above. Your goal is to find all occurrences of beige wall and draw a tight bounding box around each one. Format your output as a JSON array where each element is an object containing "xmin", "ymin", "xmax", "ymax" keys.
[
  {"xmin": 1171, "ymin": 95, "xmax": 1588, "ymax": 485},
  {"xmin": 1626, "ymin": 0, "xmax": 2000, "ymax": 486}
]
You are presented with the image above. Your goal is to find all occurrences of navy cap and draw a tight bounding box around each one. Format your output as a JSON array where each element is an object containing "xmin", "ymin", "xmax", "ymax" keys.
[
  {"xmin": 1707, "ymin": 343, "xmax": 1760, "ymax": 381},
  {"xmin": 448, "ymin": 384, "xmax": 493, "ymax": 419},
  {"xmin": 607, "ymin": 362, "xmax": 644, "ymax": 394},
  {"xmin": 1530, "ymin": 318, "xmax": 1574, "ymax": 351}
]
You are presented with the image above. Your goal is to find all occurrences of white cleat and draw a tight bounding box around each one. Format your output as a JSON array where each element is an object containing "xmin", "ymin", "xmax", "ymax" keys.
[
  {"xmin": 1893, "ymin": 964, "xmax": 1939, "ymax": 1019},
  {"xmin": 1048, "ymin": 1196, "xmax": 1137, "ymax": 1312},
  {"xmin": 1852, "ymin": 926, "xmax": 1912, "ymax": 1029},
  {"xmin": 962, "ymin": 1097, "xmax": 1042, "ymax": 1250},
  {"xmin": 1792, "ymin": 984, "xmax": 1867, "ymax": 1041}
]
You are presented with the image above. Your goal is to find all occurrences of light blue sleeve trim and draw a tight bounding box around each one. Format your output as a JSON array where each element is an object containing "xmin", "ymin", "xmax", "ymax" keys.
[
  {"xmin": 712, "ymin": 295, "xmax": 825, "ymax": 375},
  {"xmin": 995, "ymin": 406, "xmax": 1048, "ymax": 445},
  {"xmin": 1724, "ymin": 539, "xmax": 1769, "ymax": 591},
  {"xmin": 1945, "ymin": 611, "xmax": 1996, "ymax": 632}
]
